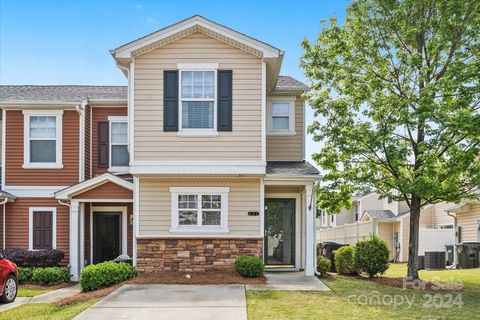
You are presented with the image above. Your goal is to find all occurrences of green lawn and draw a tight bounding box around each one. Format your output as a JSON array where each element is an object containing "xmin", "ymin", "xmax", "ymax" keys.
[
  {"xmin": 247, "ymin": 264, "xmax": 479, "ymax": 320},
  {"xmin": 17, "ymin": 287, "xmax": 50, "ymax": 297},
  {"xmin": 0, "ymin": 299, "xmax": 98, "ymax": 320}
]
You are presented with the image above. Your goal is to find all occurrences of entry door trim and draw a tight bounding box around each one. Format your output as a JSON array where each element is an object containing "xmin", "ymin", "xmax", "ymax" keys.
[
  {"xmin": 264, "ymin": 193, "xmax": 301, "ymax": 270},
  {"xmin": 90, "ymin": 206, "xmax": 128, "ymax": 264}
]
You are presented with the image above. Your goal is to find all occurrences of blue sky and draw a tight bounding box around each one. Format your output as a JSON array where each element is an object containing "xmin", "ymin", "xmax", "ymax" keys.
[{"xmin": 0, "ymin": 0, "xmax": 349, "ymax": 166}]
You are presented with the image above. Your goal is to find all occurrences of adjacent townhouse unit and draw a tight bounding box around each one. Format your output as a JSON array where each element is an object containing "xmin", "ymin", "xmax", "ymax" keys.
[
  {"xmin": 318, "ymin": 192, "xmax": 480, "ymax": 263},
  {"xmin": 0, "ymin": 16, "xmax": 320, "ymax": 280}
]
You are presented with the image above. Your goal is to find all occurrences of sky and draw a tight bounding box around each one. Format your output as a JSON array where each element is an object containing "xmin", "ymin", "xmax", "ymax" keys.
[{"xmin": 0, "ymin": 0, "xmax": 349, "ymax": 167}]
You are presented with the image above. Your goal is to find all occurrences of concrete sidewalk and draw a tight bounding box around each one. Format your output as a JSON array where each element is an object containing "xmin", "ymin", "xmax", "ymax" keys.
[
  {"xmin": 74, "ymin": 284, "xmax": 247, "ymax": 320},
  {"xmin": 29, "ymin": 284, "xmax": 81, "ymax": 303},
  {"xmin": 247, "ymin": 272, "xmax": 331, "ymax": 291}
]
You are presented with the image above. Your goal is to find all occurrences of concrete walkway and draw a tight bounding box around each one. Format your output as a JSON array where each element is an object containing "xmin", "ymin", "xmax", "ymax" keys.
[
  {"xmin": 0, "ymin": 284, "xmax": 81, "ymax": 313},
  {"xmin": 247, "ymin": 272, "xmax": 330, "ymax": 291},
  {"xmin": 74, "ymin": 284, "xmax": 247, "ymax": 320}
]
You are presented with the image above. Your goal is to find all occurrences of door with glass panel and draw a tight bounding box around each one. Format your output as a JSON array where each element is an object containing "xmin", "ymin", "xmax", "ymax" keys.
[{"xmin": 264, "ymin": 199, "xmax": 295, "ymax": 267}]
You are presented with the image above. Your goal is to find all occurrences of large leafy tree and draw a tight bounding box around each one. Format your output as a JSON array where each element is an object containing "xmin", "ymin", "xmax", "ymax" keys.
[{"xmin": 301, "ymin": 0, "xmax": 480, "ymax": 280}]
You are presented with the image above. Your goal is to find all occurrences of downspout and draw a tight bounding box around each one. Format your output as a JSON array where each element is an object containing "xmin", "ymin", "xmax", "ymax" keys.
[
  {"xmin": 0, "ymin": 197, "xmax": 8, "ymax": 250},
  {"xmin": 309, "ymin": 181, "xmax": 321, "ymax": 277},
  {"xmin": 76, "ymin": 100, "xmax": 87, "ymax": 182},
  {"xmin": 446, "ymin": 210, "xmax": 457, "ymax": 269}
]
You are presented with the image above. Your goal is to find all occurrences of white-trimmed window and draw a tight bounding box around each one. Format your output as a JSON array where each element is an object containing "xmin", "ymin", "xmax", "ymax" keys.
[
  {"xmin": 267, "ymin": 97, "xmax": 296, "ymax": 135},
  {"xmin": 330, "ymin": 214, "xmax": 337, "ymax": 227},
  {"xmin": 29, "ymin": 207, "xmax": 57, "ymax": 250},
  {"xmin": 170, "ymin": 187, "xmax": 229, "ymax": 233},
  {"xmin": 320, "ymin": 209, "xmax": 328, "ymax": 227},
  {"xmin": 23, "ymin": 110, "xmax": 63, "ymax": 169},
  {"xmin": 108, "ymin": 116, "xmax": 129, "ymax": 171},
  {"xmin": 179, "ymin": 65, "xmax": 217, "ymax": 134}
]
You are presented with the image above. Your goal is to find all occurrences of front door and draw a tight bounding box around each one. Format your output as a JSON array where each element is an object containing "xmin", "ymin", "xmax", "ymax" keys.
[
  {"xmin": 93, "ymin": 213, "xmax": 121, "ymax": 264},
  {"xmin": 264, "ymin": 199, "xmax": 295, "ymax": 267}
]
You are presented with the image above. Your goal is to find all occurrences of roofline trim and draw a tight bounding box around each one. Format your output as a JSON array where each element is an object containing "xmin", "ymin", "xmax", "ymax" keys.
[{"xmin": 111, "ymin": 15, "xmax": 283, "ymax": 59}]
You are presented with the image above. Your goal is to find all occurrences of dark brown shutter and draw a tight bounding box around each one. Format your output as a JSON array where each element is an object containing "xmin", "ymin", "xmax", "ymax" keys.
[
  {"xmin": 164, "ymin": 70, "xmax": 179, "ymax": 131},
  {"xmin": 98, "ymin": 121, "xmax": 109, "ymax": 168},
  {"xmin": 217, "ymin": 70, "xmax": 232, "ymax": 131},
  {"xmin": 33, "ymin": 211, "xmax": 53, "ymax": 250}
]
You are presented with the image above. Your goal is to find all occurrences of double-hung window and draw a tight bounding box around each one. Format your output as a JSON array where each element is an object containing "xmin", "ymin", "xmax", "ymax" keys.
[
  {"xmin": 179, "ymin": 68, "xmax": 216, "ymax": 132},
  {"xmin": 170, "ymin": 187, "xmax": 229, "ymax": 233},
  {"xmin": 109, "ymin": 116, "xmax": 129, "ymax": 170},
  {"xmin": 267, "ymin": 97, "xmax": 296, "ymax": 135},
  {"xmin": 23, "ymin": 110, "xmax": 63, "ymax": 169}
]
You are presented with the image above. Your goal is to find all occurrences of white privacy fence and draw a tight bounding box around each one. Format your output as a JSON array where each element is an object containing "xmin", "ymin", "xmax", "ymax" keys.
[{"xmin": 317, "ymin": 220, "xmax": 375, "ymax": 245}]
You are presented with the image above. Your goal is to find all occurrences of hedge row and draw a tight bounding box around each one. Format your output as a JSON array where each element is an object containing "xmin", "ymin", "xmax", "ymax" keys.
[
  {"xmin": 0, "ymin": 249, "xmax": 64, "ymax": 267},
  {"xmin": 18, "ymin": 266, "xmax": 70, "ymax": 285},
  {"xmin": 80, "ymin": 262, "xmax": 136, "ymax": 292}
]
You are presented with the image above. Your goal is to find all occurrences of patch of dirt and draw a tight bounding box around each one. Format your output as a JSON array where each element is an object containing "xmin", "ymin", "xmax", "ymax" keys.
[
  {"xmin": 56, "ymin": 271, "xmax": 265, "ymax": 306},
  {"xmin": 20, "ymin": 282, "xmax": 75, "ymax": 291}
]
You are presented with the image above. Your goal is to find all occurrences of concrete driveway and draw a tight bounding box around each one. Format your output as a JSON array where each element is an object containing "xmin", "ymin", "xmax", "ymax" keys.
[{"xmin": 74, "ymin": 284, "xmax": 247, "ymax": 320}]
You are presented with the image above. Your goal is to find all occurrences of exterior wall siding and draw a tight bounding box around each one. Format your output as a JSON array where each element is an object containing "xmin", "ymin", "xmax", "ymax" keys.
[
  {"xmin": 377, "ymin": 222, "xmax": 394, "ymax": 260},
  {"xmin": 4, "ymin": 198, "xmax": 70, "ymax": 264},
  {"xmin": 266, "ymin": 96, "xmax": 304, "ymax": 160},
  {"xmin": 84, "ymin": 105, "xmax": 91, "ymax": 179},
  {"xmin": 138, "ymin": 177, "xmax": 261, "ymax": 237},
  {"xmin": 5, "ymin": 110, "xmax": 79, "ymax": 186},
  {"xmin": 433, "ymin": 201, "xmax": 456, "ymax": 228},
  {"xmin": 91, "ymin": 106, "xmax": 127, "ymax": 176},
  {"xmin": 133, "ymin": 32, "xmax": 262, "ymax": 161},
  {"xmin": 457, "ymin": 203, "xmax": 480, "ymax": 242},
  {"xmin": 136, "ymin": 238, "xmax": 262, "ymax": 272}
]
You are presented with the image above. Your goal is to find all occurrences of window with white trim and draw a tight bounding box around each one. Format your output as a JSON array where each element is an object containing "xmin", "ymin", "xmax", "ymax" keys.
[
  {"xmin": 180, "ymin": 70, "xmax": 216, "ymax": 130},
  {"xmin": 23, "ymin": 110, "xmax": 63, "ymax": 169},
  {"xmin": 170, "ymin": 187, "xmax": 229, "ymax": 232},
  {"xmin": 109, "ymin": 117, "xmax": 129, "ymax": 169},
  {"xmin": 267, "ymin": 98, "xmax": 295, "ymax": 135}
]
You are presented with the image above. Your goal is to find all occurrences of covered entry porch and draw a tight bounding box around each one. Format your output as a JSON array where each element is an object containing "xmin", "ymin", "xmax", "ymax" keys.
[
  {"xmin": 264, "ymin": 161, "xmax": 320, "ymax": 276},
  {"xmin": 55, "ymin": 173, "xmax": 134, "ymax": 280}
]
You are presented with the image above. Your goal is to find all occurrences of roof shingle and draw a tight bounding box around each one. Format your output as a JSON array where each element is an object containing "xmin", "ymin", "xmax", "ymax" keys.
[{"xmin": 266, "ymin": 161, "xmax": 320, "ymax": 176}]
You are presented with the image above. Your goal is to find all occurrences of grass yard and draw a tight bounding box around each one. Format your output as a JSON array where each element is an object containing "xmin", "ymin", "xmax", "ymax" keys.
[
  {"xmin": 247, "ymin": 264, "xmax": 479, "ymax": 320},
  {"xmin": 0, "ymin": 299, "xmax": 98, "ymax": 320},
  {"xmin": 17, "ymin": 287, "xmax": 50, "ymax": 297}
]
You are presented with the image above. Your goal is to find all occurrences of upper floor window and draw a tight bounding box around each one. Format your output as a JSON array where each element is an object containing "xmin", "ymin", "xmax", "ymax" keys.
[
  {"xmin": 23, "ymin": 110, "xmax": 63, "ymax": 169},
  {"xmin": 108, "ymin": 116, "xmax": 129, "ymax": 170},
  {"xmin": 180, "ymin": 70, "xmax": 216, "ymax": 130},
  {"xmin": 267, "ymin": 97, "xmax": 296, "ymax": 135}
]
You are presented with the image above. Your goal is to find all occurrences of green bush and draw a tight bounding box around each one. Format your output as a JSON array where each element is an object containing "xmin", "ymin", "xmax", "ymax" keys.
[
  {"xmin": 334, "ymin": 246, "xmax": 357, "ymax": 275},
  {"xmin": 18, "ymin": 267, "xmax": 33, "ymax": 283},
  {"xmin": 355, "ymin": 236, "xmax": 390, "ymax": 277},
  {"xmin": 316, "ymin": 256, "xmax": 331, "ymax": 276},
  {"xmin": 80, "ymin": 262, "xmax": 136, "ymax": 292},
  {"xmin": 31, "ymin": 267, "xmax": 70, "ymax": 285},
  {"xmin": 234, "ymin": 256, "xmax": 264, "ymax": 278}
]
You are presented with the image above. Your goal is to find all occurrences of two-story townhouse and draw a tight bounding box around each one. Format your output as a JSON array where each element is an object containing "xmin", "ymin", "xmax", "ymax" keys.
[{"xmin": 0, "ymin": 16, "xmax": 320, "ymax": 280}]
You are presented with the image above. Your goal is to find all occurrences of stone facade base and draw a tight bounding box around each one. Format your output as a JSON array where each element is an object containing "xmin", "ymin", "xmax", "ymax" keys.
[{"xmin": 136, "ymin": 238, "xmax": 263, "ymax": 272}]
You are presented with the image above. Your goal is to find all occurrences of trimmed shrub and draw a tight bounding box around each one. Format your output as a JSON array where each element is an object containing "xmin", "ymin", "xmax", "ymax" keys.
[
  {"xmin": 80, "ymin": 262, "xmax": 136, "ymax": 292},
  {"xmin": 18, "ymin": 267, "xmax": 34, "ymax": 283},
  {"xmin": 355, "ymin": 236, "xmax": 390, "ymax": 277},
  {"xmin": 334, "ymin": 246, "xmax": 357, "ymax": 275},
  {"xmin": 0, "ymin": 249, "xmax": 64, "ymax": 267},
  {"xmin": 234, "ymin": 256, "xmax": 264, "ymax": 278},
  {"xmin": 31, "ymin": 267, "xmax": 70, "ymax": 285},
  {"xmin": 316, "ymin": 256, "xmax": 331, "ymax": 276}
]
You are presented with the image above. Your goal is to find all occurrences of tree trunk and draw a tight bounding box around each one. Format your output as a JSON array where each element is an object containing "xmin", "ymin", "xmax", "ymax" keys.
[{"xmin": 406, "ymin": 195, "xmax": 421, "ymax": 280}]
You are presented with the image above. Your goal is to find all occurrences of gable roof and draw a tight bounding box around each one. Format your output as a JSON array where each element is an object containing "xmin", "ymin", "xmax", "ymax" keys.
[
  {"xmin": 266, "ymin": 161, "xmax": 320, "ymax": 176},
  {"xmin": 361, "ymin": 209, "xmax": 409, "ymax": 221},
  {"xmin": 55, "ymin": 173, "xmax": 133, "ymax": 200},
  {"xmin": 274, "ymin": 76, "xmax": 308, "ymax": 93},
  {"xmin": 111, "ymin": 15, "xmax": 283, "ymax": 60}
]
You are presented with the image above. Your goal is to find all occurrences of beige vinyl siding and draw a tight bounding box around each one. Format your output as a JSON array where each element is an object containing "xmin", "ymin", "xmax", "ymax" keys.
[
  {"xmin": 138, "ymin": 177, "xmax": 261, "ymax": 237},
  {"xmin": 401, "ymin": 216, "xmax": 410, "ymax": 262},
  {"xmin": 433, "ymin": 201, "xmax": 455, "ymax": 228},
  {"xmin": 377, "ymin": 222, "xmax": 394, "ymax": 260},
  {"xmin": 419, "ymin": 206, "xmax": 434, "ymax": 228},
  {"xmin": 0, "ymin": 119, "xmax": 2, "ymax": 166},
  {"xmin": 133, "ymin": 32, "xmax": 262, "ymax": 160},
  {"xmin": 266, "ymin": 97, "xmax": 304, "ymax": 160},
  {"xmin": 457, "ymin": 203, "xmax": 480, "ymax": 242}
]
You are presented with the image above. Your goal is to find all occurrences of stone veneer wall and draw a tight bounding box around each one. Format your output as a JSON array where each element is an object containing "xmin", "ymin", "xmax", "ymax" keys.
[{"xmin": 136, "ymin": 238, "xmax": 263, "ymax": 272}]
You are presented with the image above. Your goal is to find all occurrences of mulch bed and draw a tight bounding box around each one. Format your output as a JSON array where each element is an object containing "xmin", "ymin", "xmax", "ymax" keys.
[
  {"xmin": 56, "ymin": 271, "xmax": 265, "ymax": 306},
  {"xmin": 20, "ymin": 282, "xmax": 75, "ymax": 291}
]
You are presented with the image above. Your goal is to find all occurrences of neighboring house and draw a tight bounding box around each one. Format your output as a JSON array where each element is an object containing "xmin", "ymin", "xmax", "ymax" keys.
[
  {"xmin": 0, "ymin": 16, "xmax": 321, "ymax": 280},
  {"xmin": 318, "ymin": 189, "xmax": 480, "ymax": 262},
  {"xmin": 317, "ymin": 193, "xmax": 383, "ymax": 229}
]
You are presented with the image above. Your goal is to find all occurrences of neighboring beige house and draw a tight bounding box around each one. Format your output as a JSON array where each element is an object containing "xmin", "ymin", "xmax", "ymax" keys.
[
  {"xmin": 318, "ymin": 189, "xmax": 480, "ymax": 262},
  {"xmin": 0, "ymin": 16, "xmax": 320, "ymax": 280}
]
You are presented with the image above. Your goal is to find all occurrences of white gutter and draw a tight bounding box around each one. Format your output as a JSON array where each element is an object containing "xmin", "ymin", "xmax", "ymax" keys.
[
  {"xmin": 76, "ymin": 100, "xmax": 87, "ymax": 182},
  {"xmin": 446, "ymin": 210, "xmax": 458, "ymax": 269},
  {"xmin": 0, "ymin": 198, "xmax": 8, "ymax": 250}
]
